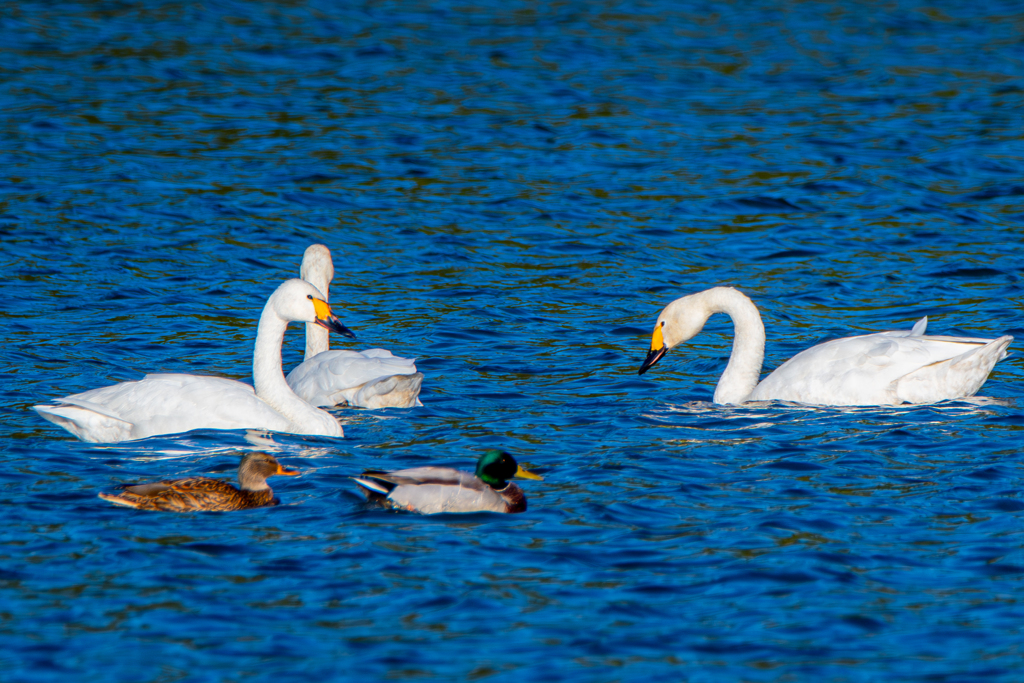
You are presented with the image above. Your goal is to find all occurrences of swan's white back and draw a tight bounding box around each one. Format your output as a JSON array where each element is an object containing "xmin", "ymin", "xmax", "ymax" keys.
[
  {"xmin": 749, "ymin": 326, "xmax": 1012, "ymax": 405},
  {"xmin": 35, "ymin": 374, "xmax": 294, "ymax": 442},
  {"xmin": 287, "ymin": 348, "xmax": 420, "ymax": 407}
]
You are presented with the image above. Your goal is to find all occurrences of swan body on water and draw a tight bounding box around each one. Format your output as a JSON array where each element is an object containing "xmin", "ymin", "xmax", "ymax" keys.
[
  {"xmin": 285, "ymin": 244, "xmax": 423, "ymax": 409},
  {"xmin": 638, "ymin": 287, "xmax": 1012, "ymax": 406},
  {"xmin": 35, "ymin": 279, "xmax": 353, "ymax": 442}
]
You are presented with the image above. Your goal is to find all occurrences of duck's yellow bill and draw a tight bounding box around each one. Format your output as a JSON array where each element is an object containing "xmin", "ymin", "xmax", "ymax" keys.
[{"xmin": 514, "ymin": 465, "xmax": 543, "ymax": 481}]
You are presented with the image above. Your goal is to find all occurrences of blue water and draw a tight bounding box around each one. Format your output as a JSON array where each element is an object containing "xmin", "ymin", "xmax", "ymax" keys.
[{"xmin": 3, "ymin": 0, "xmax": 1024, "ymax": 680}]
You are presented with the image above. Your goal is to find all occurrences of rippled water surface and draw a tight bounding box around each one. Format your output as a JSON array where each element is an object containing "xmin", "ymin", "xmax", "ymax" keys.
[{"xmin": 4, "ymin": 1, "xmax": 1024, "ymax": 680}]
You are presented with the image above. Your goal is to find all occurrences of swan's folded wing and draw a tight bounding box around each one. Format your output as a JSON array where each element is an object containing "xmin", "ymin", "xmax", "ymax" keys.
[
  {"xmin": 753, "ymin": 332, "xmax": 1003, "ymax": 405},
  {"xmin": 358, "ymin": 348, "xmax": 403, "ymax": 360},
  {"xmin": 352, "ymin": 372, "xmax": 423, "ymax": 409},
  {"xmin": 42, "ymin": 374, "xmax": 292, "ymax": 441},
  {"xmin": 287, "ymin": 349, "xmax": 419, "ymax": 406},
  {"xmin": 34, "ymin": 403, "xmax": 133, "ymax": 443},
  {"xmin": 894, "ymin": 335, "xmax": 1012, "ymax": 403}
]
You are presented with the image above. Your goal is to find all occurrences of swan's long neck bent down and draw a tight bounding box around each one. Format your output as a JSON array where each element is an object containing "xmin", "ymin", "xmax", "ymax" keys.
[
  {"xmin": 253, "ymin": 296, "xmax": 340, "ymax": 435},
  {"xmin": 711, "ymin": 289, "xmax": 765, "ymax": 404},
  {"xmin": 301, "ymin": 248, "xmax": 333, "ymax": 361},
  {"xmin": 665, "ymin": 287, "xmax": 766, "ymax": 404}
]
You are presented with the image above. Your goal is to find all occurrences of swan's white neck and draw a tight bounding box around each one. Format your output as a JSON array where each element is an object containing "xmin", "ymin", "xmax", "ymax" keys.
[
  {"xmin": 302, "ymin": 268, "xmax": 330, "ymax": 361},
  {"xmin": 670, "ymin": 288, "xmax": 765, "ymax": 404},
  {"xmin": 253, "ymin": 298, "xmax": 339, "ymax": 434}
]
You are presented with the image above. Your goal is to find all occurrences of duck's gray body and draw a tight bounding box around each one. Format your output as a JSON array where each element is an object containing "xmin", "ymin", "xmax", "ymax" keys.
[{"xmin": 353, "ymin": 466, "xmax": 526, "ymax": 514}]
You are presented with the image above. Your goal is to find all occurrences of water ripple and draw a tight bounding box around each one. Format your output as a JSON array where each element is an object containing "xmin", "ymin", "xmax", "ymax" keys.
[{"xmin": 3, "ymin": 0, "xmax": 1024, "ymax": 681}]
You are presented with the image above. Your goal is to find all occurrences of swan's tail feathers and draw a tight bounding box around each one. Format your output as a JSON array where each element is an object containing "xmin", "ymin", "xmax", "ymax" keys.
[
  {"xmin": 34, "ymin": 404, "xmax": 133, "ymax": 443},
  {"xmin": 351, "ymin": 372, "xmax": 424, "ymax": 409},
  {"xmin": 895, "ymin": 335, "xmax": 1013, "ymax": 404},
  {"xmin": 98, "ymin": 492, "xmax": 143, "ymax": 508},
  {"xmin": 910, "ymin": 317, "xmax": 928, "ymax": 336}
]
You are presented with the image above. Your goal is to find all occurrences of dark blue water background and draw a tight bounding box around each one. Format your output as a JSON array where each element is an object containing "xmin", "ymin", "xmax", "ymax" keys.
[{"xmin": 3, "ymin": 1, "xmax": 1024, "ymax": 680}]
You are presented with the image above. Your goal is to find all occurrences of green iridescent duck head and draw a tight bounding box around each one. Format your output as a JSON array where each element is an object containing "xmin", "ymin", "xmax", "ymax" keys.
[{"xmin": 475, "ymin": 449, "xmax": 543, "ymax": 489}]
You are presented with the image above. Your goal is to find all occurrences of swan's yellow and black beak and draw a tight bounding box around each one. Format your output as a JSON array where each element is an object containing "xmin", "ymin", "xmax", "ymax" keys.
[
  {"xmin": 310, "ymin": 297, "xmax": 356, "ymax": 338},
  {"xmin": 514, "ymin": 465, "xmax": 543, "ymax": 481},
  {"xmin": 638, "ymin": 323, "xmax": 667, "ymax": 375}
]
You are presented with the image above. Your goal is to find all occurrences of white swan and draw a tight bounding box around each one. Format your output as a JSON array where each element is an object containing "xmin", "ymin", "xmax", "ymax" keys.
[
  {"xmin": 638, "ymin": 286, "xmax": 1013, "ymax": 406},
  {"xmin": 34, "ymin": 279, "xmax": 354, "ymax": 443},
  {"xmin": 285, "ymin": 244, "xmax": 423, "ymax": 409}
]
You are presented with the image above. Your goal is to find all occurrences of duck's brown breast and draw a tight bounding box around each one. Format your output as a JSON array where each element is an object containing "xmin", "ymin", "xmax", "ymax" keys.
[{"xmin": 502, "ymin": 483, "xmax": 527, "ymax": 513}]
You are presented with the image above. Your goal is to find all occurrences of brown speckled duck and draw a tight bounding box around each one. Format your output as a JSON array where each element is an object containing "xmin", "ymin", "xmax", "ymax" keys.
[
  {"xmin": 99, "ymin": 452, "xmax": 299, "ymax": 512},
  {"xmin": 353, "ymin": 449, "xmax": 542, "ymax": 514}
]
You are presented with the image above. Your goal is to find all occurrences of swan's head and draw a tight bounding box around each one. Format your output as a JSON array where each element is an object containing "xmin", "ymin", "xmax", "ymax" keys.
[
  {"xmin": 300, "ymin": 244, "xmax": 334, "ymax": 299},
  {"xmin": 638, "ymin": 294, "xmax": 708, "ymax": 375},
  {"xmin": 272, "ymin": 279, "xmax": 355, "ymax": 338}
]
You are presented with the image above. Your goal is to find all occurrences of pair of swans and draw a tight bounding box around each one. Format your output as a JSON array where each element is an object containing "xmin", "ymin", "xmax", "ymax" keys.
[
  {"xmin": 639, "ymin": 287, "xmax": 1012, "ymax": 406},
  {"xmin": 35, "ymin": 246, "xmax": 423, "ymax": 443}
]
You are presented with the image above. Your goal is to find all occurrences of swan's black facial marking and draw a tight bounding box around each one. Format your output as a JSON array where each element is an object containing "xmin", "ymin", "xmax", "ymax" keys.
[
  {"xmin": 638, "ymin": 346, "xmax": 667, "ymax": 375},
  {"xmin": 639, "ymin": 321, "xmax": 668, "ymax": 375}
]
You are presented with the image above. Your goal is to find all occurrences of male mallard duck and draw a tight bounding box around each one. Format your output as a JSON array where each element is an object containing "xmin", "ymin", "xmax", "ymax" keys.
[
  {"xmin": 353, "ymin": 449, "xmax": 542, "ymax": 514},
  {"xmin": 99, "ymin": 452, "xmax": 299, "ymax": 512},
  {"xmin": 639, "ymin": 286, "xmax": 1012, "ymax": 406}
]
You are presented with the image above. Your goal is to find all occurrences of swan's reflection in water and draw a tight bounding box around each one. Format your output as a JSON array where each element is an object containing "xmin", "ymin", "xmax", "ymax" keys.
[
  {"xmin": 644, "ymin": 397, "xmax": 1013, "ymax": 451},
  {"xmin": 648, "ymin": 396, "xmax": 1009, "ymax": 423},
  {"xmin": 80, "ymin": 403, "xmax": 412, "ymax": 462}
]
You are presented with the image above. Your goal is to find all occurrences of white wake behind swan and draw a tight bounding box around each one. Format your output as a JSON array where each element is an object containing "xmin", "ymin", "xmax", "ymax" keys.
[
  {"xmin": 285, "ymin": 244, "xmax": 423, "ymax": 409},
  {"xmin": 638, "ymin": 287, "xmax": 1012, "ymax": 406},
  {"xmin": 35, "ymin": 279, "xmax": 354, "ymax": 442}
]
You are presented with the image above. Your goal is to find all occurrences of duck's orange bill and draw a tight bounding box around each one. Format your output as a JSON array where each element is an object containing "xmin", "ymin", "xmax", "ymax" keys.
[
  {"xmin": 514, "ymin": 465, "xmax": 543, "ymax": 481},
  {"xmin": 276, "ymin": 464, "xmax": 301, "ymax": 476}
]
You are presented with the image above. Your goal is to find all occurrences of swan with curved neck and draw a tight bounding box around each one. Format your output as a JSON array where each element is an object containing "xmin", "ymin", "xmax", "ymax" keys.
[
  {"xmin": 34, "ymin": 279, "xmax": 354, "ymax": 442},
  {"xmin": 638, "ymin": 286, "xmax": 1012, "ymax": 406},
  {"xmin": 286, "ymin": 244, "xmax": 423, "ymax": 409}
]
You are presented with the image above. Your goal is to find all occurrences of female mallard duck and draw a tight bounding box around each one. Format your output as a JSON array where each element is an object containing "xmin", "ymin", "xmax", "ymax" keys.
[
  {"xmin": 353, "ymin": 449, "xmax": 542, "ymax": 514},
  {"xmin": 286, "ymin": 244, "xmax": 424, "ymax": 409},
  {"xmin": 639, "ymin": 287, "xmax": 1012, "ymax": 406},
  {"xmin": 99, "ymin": 452, "xmax": 299, "ymax": 512}
]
